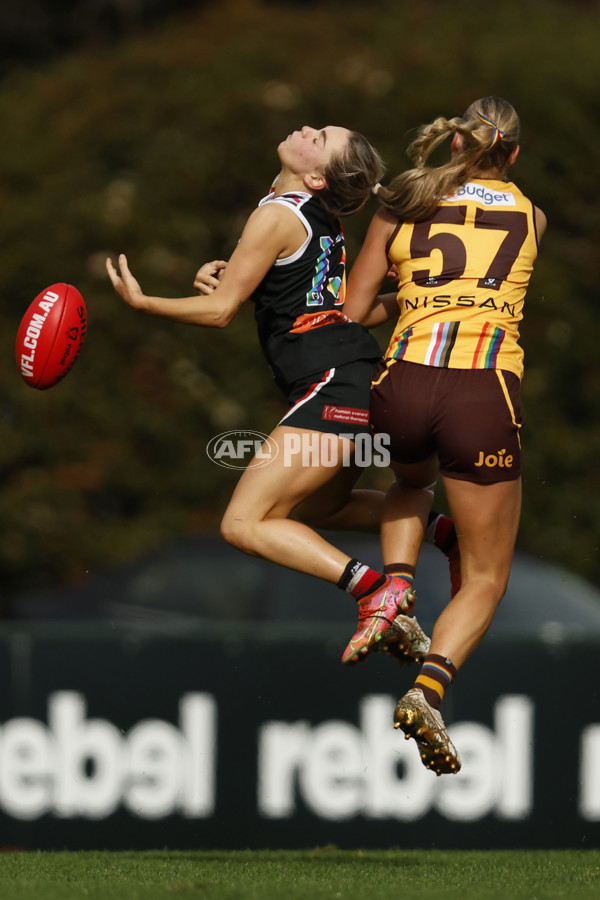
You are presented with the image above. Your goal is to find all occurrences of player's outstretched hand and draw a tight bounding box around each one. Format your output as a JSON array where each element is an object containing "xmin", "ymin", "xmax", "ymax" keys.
[
  {"xmin": 193, "ymin": 260, "xmax": 227, "ymax": 295},
  {"xmin": 106, "ymin": 254, "xmax": 145, "ymax": 310}
]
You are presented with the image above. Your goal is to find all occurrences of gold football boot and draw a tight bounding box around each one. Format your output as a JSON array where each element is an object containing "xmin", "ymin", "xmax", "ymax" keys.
[
  {"xmin": 377, "ymin": 614, "xmax": 431, "ymax": 666},
  {"xmin": 394, "ymin": 688, "xmax": 461, "ymax": 775}
]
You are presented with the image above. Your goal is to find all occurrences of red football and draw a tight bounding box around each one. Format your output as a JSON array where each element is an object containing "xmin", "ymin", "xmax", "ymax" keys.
[{"xmin": 15, "ymin": 283, "xmax": 87, "ymax": 389}]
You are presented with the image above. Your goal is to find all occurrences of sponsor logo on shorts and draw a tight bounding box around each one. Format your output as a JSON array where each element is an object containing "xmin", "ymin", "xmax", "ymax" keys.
[
  {"xmin": 474, "ymin": 449, "xmax": 514, "ymax": 469},
  {"xmin": 321, "ymin": 405, "xmax": 370, "ymax": 426}
]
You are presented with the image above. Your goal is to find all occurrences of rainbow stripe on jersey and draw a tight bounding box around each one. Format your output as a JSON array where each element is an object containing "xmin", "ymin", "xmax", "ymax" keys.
[
  {"xmin": 472, "ymin": 322, "xmax": 505, "ymax": 368},
  {"xmin": 390, "ymin": 321, "xmax": 507, "ymax": 369}
]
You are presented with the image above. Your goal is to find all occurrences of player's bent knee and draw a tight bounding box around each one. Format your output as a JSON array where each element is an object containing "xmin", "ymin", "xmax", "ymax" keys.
[
  {"xmin": 220, "ymin": 513, "xmax": 254, "ymax": 553},
  {"xmin": 463, "ymin": 573, "xmax": 510, "ymax": 606}
]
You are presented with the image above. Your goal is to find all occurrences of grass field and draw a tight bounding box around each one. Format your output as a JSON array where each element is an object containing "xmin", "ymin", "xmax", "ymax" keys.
[{"xmin": 0, "ymin": 849, "xmax": 598, "ymax": 899}]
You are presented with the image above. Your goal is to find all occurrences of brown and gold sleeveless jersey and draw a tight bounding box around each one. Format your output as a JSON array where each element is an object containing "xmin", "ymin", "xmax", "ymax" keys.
[{"xmin": 385, "ymin": 179, "xmax": 540, "ymax": 379}]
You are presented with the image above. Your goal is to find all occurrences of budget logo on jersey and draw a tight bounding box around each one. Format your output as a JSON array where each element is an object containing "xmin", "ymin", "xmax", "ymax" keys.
[{"xmin": 445, "ymin": 182, "xmax": 517, "ymax": 207}]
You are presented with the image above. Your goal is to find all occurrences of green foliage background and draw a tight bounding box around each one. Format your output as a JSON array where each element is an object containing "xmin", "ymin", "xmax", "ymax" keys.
[{"xmin": 1, "ymin": 0, "xmax": 599, "ymax": 603}]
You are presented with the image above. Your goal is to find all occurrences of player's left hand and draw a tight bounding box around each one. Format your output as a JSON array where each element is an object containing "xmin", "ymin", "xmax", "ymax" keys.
[
  {"xmin": 194, "ymin": 260, "xmax": 227, "ymax": 295},
  {"xmin": 106, "ymin": 254, "xmax": 145, "ymax": 309}
]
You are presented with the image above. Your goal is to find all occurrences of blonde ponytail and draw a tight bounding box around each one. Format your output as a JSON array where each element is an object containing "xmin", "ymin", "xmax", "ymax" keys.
[{"xmin": 377, "ymin": 96, "xmax": 520, "ymax": 221}]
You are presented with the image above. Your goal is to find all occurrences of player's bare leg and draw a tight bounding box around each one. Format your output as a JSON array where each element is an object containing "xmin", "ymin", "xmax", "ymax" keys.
[
  {"xmin": 220, "ymin": 426, "xmax": 414, "ymax": 653},
  {"xmin": 394, "ymin": 475, "xmax": 521, "ymax": 775},
  {"xmin": 221, "ymin": 427, "xmax": 364, "ymax": 581},
  {"xmin": 375, "ymin": 457, "xmax": 437, "ymax": 666},
  {"xmin": 293, "ymin": 462, "xmax": 386, "ymax": 534},
  {"xmin": 427, "ymin": 475, "xmax": 521, "ymax": 668}
]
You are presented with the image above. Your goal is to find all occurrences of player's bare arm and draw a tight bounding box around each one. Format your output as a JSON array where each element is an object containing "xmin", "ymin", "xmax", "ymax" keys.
[
  {"xmin": 359, "ymin": 292, "xmax": 398, "ymax": 328},
  {"xmin": 106, "ymin": 203, "xmax": 304, "ymax": 328},
  {"xmin": 345, "ymin": 208, "xmax": 397, "ymax": 327},
  {"xmin": 534, "ymin": 206, "xmax": 547, "ymax": 239}
]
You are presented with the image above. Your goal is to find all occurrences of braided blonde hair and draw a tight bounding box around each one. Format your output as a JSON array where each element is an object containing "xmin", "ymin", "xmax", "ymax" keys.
[{"xmin": 376, "ymin": 96, "xmax": 520, "ymax": 221}]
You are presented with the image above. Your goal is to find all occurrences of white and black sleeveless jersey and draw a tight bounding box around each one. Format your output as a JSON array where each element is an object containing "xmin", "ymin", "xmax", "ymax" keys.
[{"xmin": 251, "ymin": 189, "xmax": 381, "ymax": 393}]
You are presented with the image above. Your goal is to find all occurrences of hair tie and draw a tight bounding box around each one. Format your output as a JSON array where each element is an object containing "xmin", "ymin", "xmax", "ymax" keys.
[
  {"xmin": 371, "ymin": 182, "xmax": 382, "ymax": 196},
  {"xmin": 476, "ymin": 111, "xmax": 506, "ymax": 149}
]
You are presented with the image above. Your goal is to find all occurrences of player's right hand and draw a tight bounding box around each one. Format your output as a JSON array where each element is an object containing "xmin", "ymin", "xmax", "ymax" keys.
[
  {"xmin": 106, "ymin": 254, "xmax": 146, "ymax": 310},
  {"xmin": 387, "ymin": 264, "xmax": 399, "ymax": 284}
]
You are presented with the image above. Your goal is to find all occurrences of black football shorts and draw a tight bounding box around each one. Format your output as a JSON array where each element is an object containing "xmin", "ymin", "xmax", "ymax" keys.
[{"xmin": 278, "ymin": 358, "xmax": 379, "ymax": 440}]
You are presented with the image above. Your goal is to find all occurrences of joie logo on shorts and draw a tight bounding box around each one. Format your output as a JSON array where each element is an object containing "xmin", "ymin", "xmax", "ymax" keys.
[
  {"xmin": 474, "ymin": 449, "xmax": 514, "ymax": 469},
  {"xmin": 206, "ymin": 431, "xmax": 279, "ymax": 469}
]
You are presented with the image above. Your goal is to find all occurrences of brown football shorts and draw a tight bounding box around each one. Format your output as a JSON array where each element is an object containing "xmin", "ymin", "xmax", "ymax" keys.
[{"xmin": 370, "ymin": 359, "xmax": 523, "ymax": 483}]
